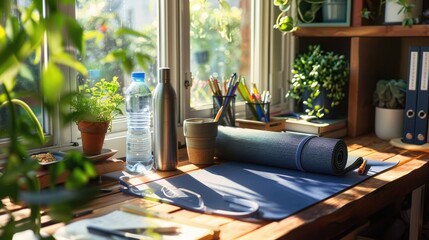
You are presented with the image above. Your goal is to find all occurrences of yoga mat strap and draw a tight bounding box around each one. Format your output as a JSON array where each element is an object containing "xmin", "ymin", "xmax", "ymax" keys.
[{"xmin": 295, "ymin": 135, "xmax": 315, "ymax": 172}]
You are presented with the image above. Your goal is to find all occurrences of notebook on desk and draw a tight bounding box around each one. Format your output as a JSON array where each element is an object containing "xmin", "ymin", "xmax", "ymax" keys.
[{"xmin": 54, "ymin": 210, "xmax": 216, "ymax": 240}]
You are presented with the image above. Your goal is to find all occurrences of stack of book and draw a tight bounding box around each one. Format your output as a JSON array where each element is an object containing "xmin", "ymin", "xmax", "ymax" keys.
[{"xmin": 273, "ymin": 114, "xmax": 347, "ymax": 138}]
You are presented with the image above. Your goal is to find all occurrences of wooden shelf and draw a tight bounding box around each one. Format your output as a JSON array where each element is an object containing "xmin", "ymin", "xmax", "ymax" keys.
[
  {"xmin": 289, "ymin": 0, "xmax": 428, "ymax": 137},
  {"xmin": 294, "ymin": 24, "xmax": 429, "ymax": 37},
  {"xmin": 293, "ymin": 23, "xmax": 429, "ymax": 137}
]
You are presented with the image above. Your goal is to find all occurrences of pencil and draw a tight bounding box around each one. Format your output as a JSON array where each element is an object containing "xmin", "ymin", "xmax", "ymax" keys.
[
  {"xmin": 358, "ymin": 159, "xmax": 367, "ymax": 175},
  {"xmin": 214, "ymin": 106, "xmax": 224, "ymax": 122}
]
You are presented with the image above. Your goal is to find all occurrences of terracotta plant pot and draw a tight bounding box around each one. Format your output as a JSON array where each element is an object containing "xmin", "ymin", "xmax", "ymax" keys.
[{"xmin": 77, "ymin": 121, "xmax": 109, "ymax": 155}]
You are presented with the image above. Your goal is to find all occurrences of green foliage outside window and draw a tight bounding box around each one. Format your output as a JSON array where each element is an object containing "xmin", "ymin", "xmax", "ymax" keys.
[
  {"xmin": 76, "ymin": 0, "xmax": 157, "ymax": 89},
  {"xmin": 190, "ymin": 0, "xmax": 246, "ymax": 107}
]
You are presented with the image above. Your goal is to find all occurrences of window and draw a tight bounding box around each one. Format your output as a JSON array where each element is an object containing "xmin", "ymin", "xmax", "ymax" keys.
[
  {"xmin": 189, "ymin": 0, "xmax": 251, "ymax": 110},
  {"xmin": 184, "ymin": 1, "xmax": 289, "ymax": 120},
  {"xmin": 74, "ymin": 0, "xmax": 158, "ymax": 155},
  {"xmin": 0, "ymin": 0, "xmax": 46, "ymax": 146},
  {"xmin": 1, "ymin": 1, "xmax": 292, "ymax": 157},
  {"xmin": 76, "ymin": 0, "xmax": 158, "ymax": 105}
]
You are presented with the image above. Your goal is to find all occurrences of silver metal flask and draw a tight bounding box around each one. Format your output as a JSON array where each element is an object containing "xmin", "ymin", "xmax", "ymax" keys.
[{"xmin": 153, "ymin": 67, "xmax": 178, "ymax": 171}]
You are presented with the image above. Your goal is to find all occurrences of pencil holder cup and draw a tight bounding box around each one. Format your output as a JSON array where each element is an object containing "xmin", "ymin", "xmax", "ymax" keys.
[
  {"xmin": 212, "ymin": 95, "xmax": 236, "ymax": 127},
  {"xmin": 245, "ymin": 102, "xmax": 270, "ymax": 122},
  {"xmin": 183, "ymin": 118, "xmax": 218, "ymax": 165}
]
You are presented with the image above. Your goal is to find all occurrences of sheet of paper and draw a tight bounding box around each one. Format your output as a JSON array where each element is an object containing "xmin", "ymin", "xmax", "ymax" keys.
[{"xmin": 54, "ymin": 210, "xmax": 213, "ymax": 240}]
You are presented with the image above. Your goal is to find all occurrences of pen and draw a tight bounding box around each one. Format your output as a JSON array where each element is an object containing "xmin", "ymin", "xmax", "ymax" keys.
[
  {"xmin": 73, "ymin": 209, "xmax": 94, "ymax": 218},
  {"xmin": 358, "ymin": 159, "xmax": 367, "ymax": 175}
]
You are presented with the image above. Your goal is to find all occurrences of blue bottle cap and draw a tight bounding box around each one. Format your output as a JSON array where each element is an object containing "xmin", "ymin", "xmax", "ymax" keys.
[{"xmin": 131, "ymin": 72, "xmax": 145, "ymax": 82}]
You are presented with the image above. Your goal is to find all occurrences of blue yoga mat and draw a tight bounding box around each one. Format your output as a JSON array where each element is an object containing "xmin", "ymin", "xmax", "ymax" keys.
[
  {"xmin": 132, "ymin": 160, "xmax": 397, "ymax": 220},
  {"xmin": 124, "ymin": 127, "xmax": 398, "ymax": 220}
]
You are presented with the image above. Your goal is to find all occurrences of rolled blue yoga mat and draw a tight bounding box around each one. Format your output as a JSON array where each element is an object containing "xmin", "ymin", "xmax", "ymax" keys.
[{"xmin": 215, "ymin": 126, "xmax": 362, "ymax": 175}]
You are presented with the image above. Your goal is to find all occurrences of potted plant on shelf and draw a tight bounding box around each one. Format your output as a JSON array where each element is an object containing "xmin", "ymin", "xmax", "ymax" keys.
[
  {"xmin": 286, "ymin": 45, "xmax": 349, "ymax": 119},
  {"xmin": 373, "ymin": 79, "xmax": 406, "ymax": 140},
  {"xmin": 70, "ymin": 77, "xmax": 124, "ymax": 155},
  {"xmin": 362, "ymin": 0, "xmax": 423, "ymax": 27},
  {"xmin": 385, "ymin": 0, "xmax": 423, "ymax": 26}
]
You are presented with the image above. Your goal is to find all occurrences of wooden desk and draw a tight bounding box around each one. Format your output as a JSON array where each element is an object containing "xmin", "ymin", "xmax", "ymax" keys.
[{"xmin": 2, "ymin": 134, "xmax": 429, "ymax": 239}]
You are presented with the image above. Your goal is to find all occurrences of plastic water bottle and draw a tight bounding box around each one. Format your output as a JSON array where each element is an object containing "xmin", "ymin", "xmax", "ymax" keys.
[{"xmin": 125, "ymin": 72, "xmax": 153, "ymax": 174}]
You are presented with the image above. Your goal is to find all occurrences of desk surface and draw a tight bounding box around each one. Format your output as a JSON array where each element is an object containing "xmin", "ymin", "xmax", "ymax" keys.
[{"xmin": 2, "ymin": 134, "xmax": 429, "ymax": 239}]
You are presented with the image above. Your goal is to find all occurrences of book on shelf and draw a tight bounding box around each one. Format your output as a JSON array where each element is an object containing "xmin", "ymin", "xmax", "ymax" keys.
[{"xmin": 273, "ymin": 113, "xmax": 347, "ymax": 135}]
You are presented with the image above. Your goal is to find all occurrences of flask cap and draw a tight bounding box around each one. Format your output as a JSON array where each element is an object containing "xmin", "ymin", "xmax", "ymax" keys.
[
  {"xmin": 131, "ymin": 72, "xmax": 145, "ymax": 82},
  {"xmin": 159, "ymin": 67, "xmax": 170, "ymax": 84}
]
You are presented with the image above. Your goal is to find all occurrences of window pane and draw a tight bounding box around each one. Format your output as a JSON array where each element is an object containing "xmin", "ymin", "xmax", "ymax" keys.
[
  {"xmin": 190, "ymin": 0, "xmax": 251, "ymax": 109},
  {"xmin": 76, "ymin": 0, "xmax": 158, "ymax": 112},
  {"xmin": 0, "ymin": 0, "xmax": 44, "ymax": 133}
]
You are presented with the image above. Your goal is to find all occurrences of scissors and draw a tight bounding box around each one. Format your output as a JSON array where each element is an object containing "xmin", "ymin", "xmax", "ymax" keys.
[{"xmin": 119, "ymin": 176, "xmax": 260, "ymax": 218}]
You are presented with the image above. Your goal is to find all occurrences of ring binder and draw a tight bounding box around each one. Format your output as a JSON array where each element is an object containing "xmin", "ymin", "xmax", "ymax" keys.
[
  {"xmin": 415, "ymin": 47, "xmax": 429, "ymax": 144},
  {"xmin": 402, "ymin": 46, "xmax": 421, "ymax": 144}
]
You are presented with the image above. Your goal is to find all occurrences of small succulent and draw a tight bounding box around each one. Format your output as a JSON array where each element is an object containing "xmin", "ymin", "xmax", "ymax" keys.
[{"xmin": 373, "ymin": 79, "xmax": 406, "ymax": 109}]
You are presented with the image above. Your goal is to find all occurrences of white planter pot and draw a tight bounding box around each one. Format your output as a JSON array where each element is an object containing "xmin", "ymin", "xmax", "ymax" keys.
[
  {"xmin": 384, "ymin": 0, "xmax": 423, "ymax": 24},
  {"xmin": 375, "ymin": 107, "xmax": 404, "ymax": 140}
]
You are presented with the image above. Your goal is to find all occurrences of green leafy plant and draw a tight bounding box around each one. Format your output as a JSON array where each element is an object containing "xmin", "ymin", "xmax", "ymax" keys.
[
  {"xmin": 286, "ymin": 45, "xmax": 349, "ymax": 118},
  {"xmin": 373, "ymin": 79, "xmax": 406, "ymax": 109},
  {"xmin": 70, "ymin": 77, "xmax": 124, "ymax": 129}
]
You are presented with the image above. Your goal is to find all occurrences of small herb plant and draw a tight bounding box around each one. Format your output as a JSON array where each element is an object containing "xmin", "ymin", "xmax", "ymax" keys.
[
  {"xmin": 71, "ymin": 77, "xmax": 124, "ymax": 128},
  {"xmin": 286, "ymin": 45, "xmax": 349, "ymax": 118},
  {"xmin": 373, "ymin": 79, "xmax": 406, "ymax": 109}
]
